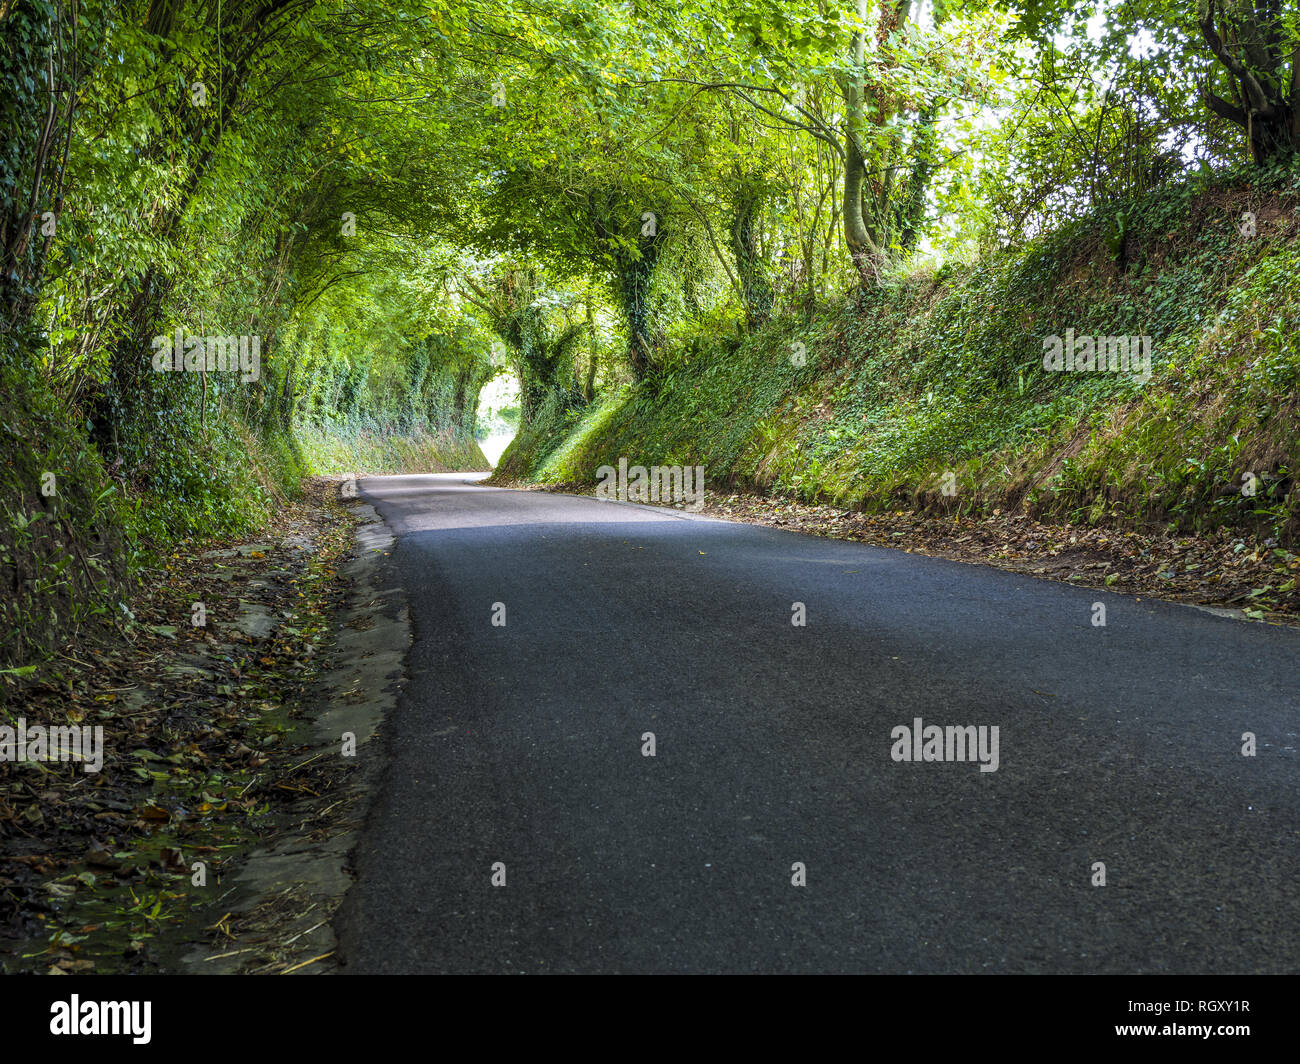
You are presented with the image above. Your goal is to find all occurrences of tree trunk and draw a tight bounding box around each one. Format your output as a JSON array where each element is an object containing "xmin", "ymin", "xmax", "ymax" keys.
[
  {"xmin": 1199, "ymin": 2, "xmax": 1300, "ymax": 165},
  {"xmin": 841, "ymin": 0, "xmax": 879, "ymax": 288},
  {"xmin": 582, "ymin": 297, "xmax": 597, "ymax": 402},
  {"xmin": 616, "ymin": 242, "xmax": 660, "ymax": 378},
  {"xmin": 593, "ymin": 198, "xmax": 664, "ymax": 380},
  {"xmin": 0, "ymin": 0, "xmax": 82, "ymax": 358},
  {"xmin": 730, "ymin": 183, "xmax": 773, "ymax": 328}
]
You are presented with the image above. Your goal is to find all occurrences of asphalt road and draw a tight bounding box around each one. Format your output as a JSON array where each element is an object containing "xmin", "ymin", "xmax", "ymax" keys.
[{"xmin": 335, "ymin": 473, "xmax": 1300, "ymax": 973}]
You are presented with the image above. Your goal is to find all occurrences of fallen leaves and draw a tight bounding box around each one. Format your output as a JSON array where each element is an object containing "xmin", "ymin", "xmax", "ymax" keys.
[
  {"xmin": 681, "ymin": 490, "xmax": 1300, "ymax": 622},
  {"xmin": 0, "ymin": 479, "xmax": 359, "ymax": 973}
]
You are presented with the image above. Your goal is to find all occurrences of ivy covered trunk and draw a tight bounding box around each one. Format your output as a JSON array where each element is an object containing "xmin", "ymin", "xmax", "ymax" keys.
[
  {"xmin": 615, "ymin": 245, "xmax": 658, "ymax": 378},
  {"xmin": 594, "ymin": 199, "xmax": 666, "ymax": 381},
  {"xmin": 0, "ymin": 0, "xmax": 87, "ymax": 362},
  {"xmin": 729, "ymin": 181, "xmax": 773, "ymax": 330}
]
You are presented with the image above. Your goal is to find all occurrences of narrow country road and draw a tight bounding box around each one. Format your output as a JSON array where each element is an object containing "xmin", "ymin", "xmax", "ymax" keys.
[{"xmin": 335, "ymin": 473, "xmax": 1300, "ymax": 973}]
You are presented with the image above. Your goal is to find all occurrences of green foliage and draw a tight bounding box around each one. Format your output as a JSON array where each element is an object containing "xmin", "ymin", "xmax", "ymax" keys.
[
  {"xmin": 509, "ymin": 170, "xmax": 1300, "ymax": 544},
  {"xmin": 0, "ymin": 362, "xmax": 131, "ymax": 667},
  {"xmin": 7, "ymin": 0, "xmax": 1300, "ymax": 672}
]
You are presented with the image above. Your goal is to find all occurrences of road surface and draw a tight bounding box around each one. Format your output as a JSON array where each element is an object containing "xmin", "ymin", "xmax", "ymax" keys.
[{"xmin": 335, "ymin": 473, "xmax": 1300, "ymax": 973}]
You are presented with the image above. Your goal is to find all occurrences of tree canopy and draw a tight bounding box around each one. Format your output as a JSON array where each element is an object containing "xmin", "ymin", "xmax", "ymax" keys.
[{"xmin": 2, "ymin": 0, "xmax": 1295, "ymax": 485}]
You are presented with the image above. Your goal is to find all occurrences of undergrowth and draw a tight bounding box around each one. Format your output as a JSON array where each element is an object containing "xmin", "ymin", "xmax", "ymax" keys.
[{"xmin": 502, "ymin": 163, "xmax": 1300, "ymax": 546}]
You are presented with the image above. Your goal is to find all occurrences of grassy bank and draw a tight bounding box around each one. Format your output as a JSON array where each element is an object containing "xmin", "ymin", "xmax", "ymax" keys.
[
  {"xmin": 296, "ymin": 424, "xmax": 489, "ymax": 475},
  {"xmin": 495, "ymin": 167, "xmax": 1300, "ymax": 546},
  {"xmin": 1, "ymin": 364, "xmax": 482, "ymax": 671},
  {"xmin": 0, "ymin": 364, "xmax": 311, "ymax": 671}
]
